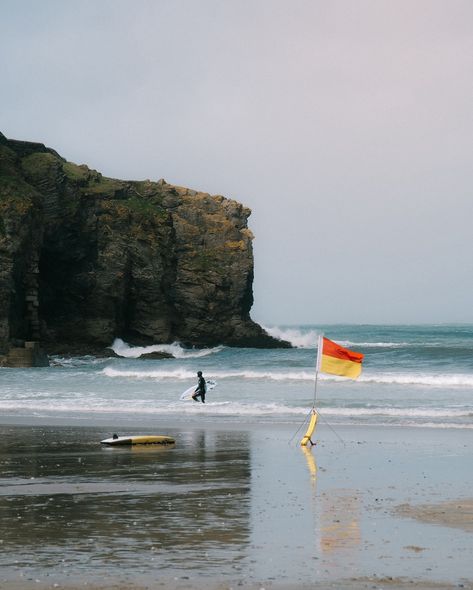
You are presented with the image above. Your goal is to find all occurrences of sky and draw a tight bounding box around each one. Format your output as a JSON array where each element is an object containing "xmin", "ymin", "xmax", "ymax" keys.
[{"xmin": 1, "ymin": 0, "xmax": 473, "ymax": 325}]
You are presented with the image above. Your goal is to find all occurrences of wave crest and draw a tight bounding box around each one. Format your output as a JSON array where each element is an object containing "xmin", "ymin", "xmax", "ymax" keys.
[
  {"xmin": 102, "ymin": 367, "xmax": 315, "ymax": 381},
  {"xmin": 358, "ymin": 373, "xmax": 473, "ymax": 387},
  {"xmin": 263, "ymin": 326, "xmax": 319, "ymax": 348},
  {"xmin": 262, "ymin": 327, "xmax": 409, "ymax": 349},
  {"xmin": 110, "ymin": 338, "xmax": 223, "ymax": 359},
  {"xmin": 102, "ymin": 365, "xmax": 473, "ymax": 388}
]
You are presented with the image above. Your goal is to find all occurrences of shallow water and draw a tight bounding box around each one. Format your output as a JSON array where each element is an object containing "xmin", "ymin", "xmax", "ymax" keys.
[{"xmin": 0, "ymin": 423, "xmax": 472, "ymax": 587}]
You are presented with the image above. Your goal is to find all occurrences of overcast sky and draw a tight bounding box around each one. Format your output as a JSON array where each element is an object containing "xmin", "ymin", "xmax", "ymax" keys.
[{"xmin": 2, "ymin": 0, "xmax": 473, "ymax": 325}]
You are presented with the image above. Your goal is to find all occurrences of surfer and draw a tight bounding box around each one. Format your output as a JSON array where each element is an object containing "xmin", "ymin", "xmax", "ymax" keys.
[{"xmin": 192, "ymin": 371, "xmax": 206, "ymax": 403}]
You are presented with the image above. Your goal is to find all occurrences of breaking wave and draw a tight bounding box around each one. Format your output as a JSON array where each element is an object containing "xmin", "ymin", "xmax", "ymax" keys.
[
  {"xmin": 337, "ymin": 340, "xmax": 409, "ymax": 348},
  {"xmin": 110, "ymin": 338, "xmax": 224, "ymax": 359},
  {"xmin": 262, "ymin": 326, "xmax": 409, "ymax": 350},
  {"xmin": 263, "ymin": 326, "xmax": 319, "ymax": 348},
  {"xmin": 358, "ymin": 372, "xmax": 473, "ymax": 387},
  {"xmin": 102, "ymin": 366, "xmax": 473, "ymax": 387},
  {"xmin": 101, "ymin": 367, "xmax": 316, "ymax": 381}
]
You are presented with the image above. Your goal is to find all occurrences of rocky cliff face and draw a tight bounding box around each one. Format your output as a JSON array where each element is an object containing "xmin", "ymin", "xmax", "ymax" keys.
[{"xmin": 0, "ymin": 132, "xmax": 287, "ymax": 354}]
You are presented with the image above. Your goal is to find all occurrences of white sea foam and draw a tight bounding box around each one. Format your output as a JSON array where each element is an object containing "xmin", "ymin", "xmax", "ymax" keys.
[
  {"xmin": 101, "ymin": 367, "xmax": 316, "ymax": 381},
  {"xmin": 102, "ymin": 367, "xmax": 199, "ymax": 380},
  {"xmin": 317, "ymin": 407, "xmax": 472, "ymax": 418},
  {"xmin": 110, "ymin": 338, "xmax": 224, "ymax": 359},
  {"xmin": 358, "ymin": 372, "xmax": 473, "ymax": 387},
  {"xmin": 101, "ymin": 365, "xmax": 473, "ymax": 387},
  {"xmin": 337, "ymin": 340, "xmax": 409, "ymax": 348},
  {"xmin": 0, "ymin": 399, "xmax": 308, "ymax": 416},
  {"xmin": 50, "ymin": 356, "xmax": 109, "ymax": 367},
  {"xmin": 1, "ymin": 397, "xmax": 471, "ymax": 430},
  {"xmin": 263, "ymin": 326, "xmax": 320, "ymax": 348},
  {"xmin": 262, "ymin": 327, "xmax": 410, "ymax": 349}
]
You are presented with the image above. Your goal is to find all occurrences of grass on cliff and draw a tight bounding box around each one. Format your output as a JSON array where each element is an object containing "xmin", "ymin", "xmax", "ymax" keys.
[
  {"xmin": 62, "ymin": 162, "xmax": 90, "ymax": 183},
  {"xmin": 123, "ymin": 195, "xmax": 167, "ymax": 217},
  {"xmin": 21, "ymin": 152, "xmax": 59, "ymax": 178},
  {"xmin": 80, "ymin": 176, "xmax": 124, "ymax": 197}
]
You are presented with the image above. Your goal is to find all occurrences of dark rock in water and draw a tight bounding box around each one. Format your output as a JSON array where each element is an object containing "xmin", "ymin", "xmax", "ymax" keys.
[
  {"xmin": 138, "ymin": 351, "xmax": 174, "ymax": 360},
  {"xmin": 0, "ymin": 132, "xmax": 290, "ymax": 356},
  {"xmin": 45, "ymin": 343, "xmax": 120, "ymax": 358}
]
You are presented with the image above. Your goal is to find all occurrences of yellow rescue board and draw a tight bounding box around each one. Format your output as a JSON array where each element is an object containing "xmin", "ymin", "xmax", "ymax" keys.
[
  {"xmin": 101, "ymin": 435, "xmax": 175, "ymax": 446},
  {"xmin": 300, "ymin": 410, "xmax": 318, "ymax": 446}
]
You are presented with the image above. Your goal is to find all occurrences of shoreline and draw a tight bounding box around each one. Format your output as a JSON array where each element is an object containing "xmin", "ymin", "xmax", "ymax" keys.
[
  {"xmin": 0, "ymin": 414, "xmax": 469, "ymax": 434},
  {"xmin": 0, "ymin": 412, "xmax": 472, "ymax": 438}
]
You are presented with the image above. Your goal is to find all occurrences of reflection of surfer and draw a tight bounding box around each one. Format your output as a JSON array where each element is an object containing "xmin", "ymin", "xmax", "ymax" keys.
[{"xmin": 192, "ymin": 371, "xmax": 206, "ymax": 403}]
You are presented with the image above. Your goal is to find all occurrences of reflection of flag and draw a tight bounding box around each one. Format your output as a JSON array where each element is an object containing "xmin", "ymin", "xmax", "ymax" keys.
[{"xmin": 318, "ymin": 337, "xmax": 364, "ymax": 379}]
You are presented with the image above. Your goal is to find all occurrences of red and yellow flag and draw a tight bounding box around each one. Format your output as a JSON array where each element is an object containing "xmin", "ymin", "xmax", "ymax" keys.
[{"xmin": 318, "ymin": 337, "xmax": 364, "ymax": 379}]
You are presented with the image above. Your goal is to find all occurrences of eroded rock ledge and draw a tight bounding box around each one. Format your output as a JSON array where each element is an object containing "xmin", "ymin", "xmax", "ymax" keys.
[{"xmin": 0, "ymin": 132, "xmax": 289, "ymax": 358}]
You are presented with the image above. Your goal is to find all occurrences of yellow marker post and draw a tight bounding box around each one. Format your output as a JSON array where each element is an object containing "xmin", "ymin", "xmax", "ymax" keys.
[{"xmin": 300, "ymin": 409, "xmax": 318, "ymax": 446}]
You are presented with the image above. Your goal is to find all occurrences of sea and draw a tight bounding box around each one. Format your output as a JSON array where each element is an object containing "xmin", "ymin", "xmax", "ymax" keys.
[{"xmin": 1, "ymin": 324, "xmax": 472, "ymax": 431}]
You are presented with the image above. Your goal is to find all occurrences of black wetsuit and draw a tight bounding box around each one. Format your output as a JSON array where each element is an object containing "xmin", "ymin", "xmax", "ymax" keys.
[{"xmin": 192, "ymin": 376, "xmax": 206, "ymax": 403}]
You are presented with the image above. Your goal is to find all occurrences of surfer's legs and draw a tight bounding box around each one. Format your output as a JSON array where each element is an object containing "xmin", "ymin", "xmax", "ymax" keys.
[{"xmin": 201, "ymin": 392, "xmax": 205, "ymax": 403}]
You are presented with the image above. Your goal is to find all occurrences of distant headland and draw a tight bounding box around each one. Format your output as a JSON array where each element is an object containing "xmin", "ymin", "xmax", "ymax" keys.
[{"xmin": 0, "ymin": 132, "xmax": 289, "ymax": 365}]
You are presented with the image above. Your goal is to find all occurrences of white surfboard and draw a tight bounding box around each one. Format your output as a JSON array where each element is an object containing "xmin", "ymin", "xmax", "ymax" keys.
[{"xmin": 180, "ymin": 379, "xmax": 217, "ymax": 401}]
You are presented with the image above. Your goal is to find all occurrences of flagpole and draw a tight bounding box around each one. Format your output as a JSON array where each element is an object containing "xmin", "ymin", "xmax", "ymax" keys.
[{"xmin": 312, "ymin": 334, "xmax": 323, "ymax": 408}]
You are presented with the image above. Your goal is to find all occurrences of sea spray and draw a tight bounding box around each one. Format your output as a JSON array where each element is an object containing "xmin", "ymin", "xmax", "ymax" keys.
[
  {"xmin": 263, "ymin": 326, "xmax": 319, "ymax": 348},
  {"xmin": 111, "ymin": 338, "xmax": 224, "ymax": 359}
]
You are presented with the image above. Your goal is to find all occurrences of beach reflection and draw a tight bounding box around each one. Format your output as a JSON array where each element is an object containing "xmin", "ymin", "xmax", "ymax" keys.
[
  {"xmin": 320, "ymin": 489, "xmax": 361, "ymax": 553},
  {"xmin": 301, "ymin": 445, "xmax": 317, "ymax": 488},
  {"xmin": 0, "ymin": 425, "xmax": 251, "ymax": 577}
]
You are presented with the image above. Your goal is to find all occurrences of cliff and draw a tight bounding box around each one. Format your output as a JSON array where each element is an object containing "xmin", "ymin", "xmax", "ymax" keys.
[{"xmin": 0, "ymin": 132, "xmax": 288, "ymax": 356}]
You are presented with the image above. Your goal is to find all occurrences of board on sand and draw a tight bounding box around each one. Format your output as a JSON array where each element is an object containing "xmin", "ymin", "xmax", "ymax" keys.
[
  {"xmin": 100, "ymin": 435, "xmax": 175, "ymax": 446},
  {"xmin": 180, "ymin": 379, "xmax": 217, "ymax": 401}
]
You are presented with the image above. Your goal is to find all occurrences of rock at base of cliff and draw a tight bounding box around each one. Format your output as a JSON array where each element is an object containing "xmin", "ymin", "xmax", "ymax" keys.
[
  {"xmin": 1, "ymin": 341, "xmax": 49, "ymax": 367},
  {"xmin": 138, "ymin": 351, "xmax": 174, "ymax": 360},
  {"xmin": 44, "ymin": 342, "xmax": 120, "ymax": 358}
]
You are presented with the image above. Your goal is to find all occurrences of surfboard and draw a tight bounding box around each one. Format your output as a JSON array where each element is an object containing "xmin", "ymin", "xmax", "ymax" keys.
[
  {"xmin": 180, "ymin": 379, "xmax": 217, "ymax": 401},
  {"xmin": 100, "ymin": 435, "xmax": 175, "ymax": 446}
]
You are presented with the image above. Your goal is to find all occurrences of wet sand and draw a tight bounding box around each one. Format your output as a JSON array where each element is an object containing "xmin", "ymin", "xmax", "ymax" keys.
[
  {"xmin": 2, "ymin": 577, "xmax": 473, "ymax": 590},
  {"xmin": 396, "ymin": 499, "xmax": 473, "ymax": 533},
  {"xmin": 0, "ymin": 418, "xmax": 472, "ymax": 590}
]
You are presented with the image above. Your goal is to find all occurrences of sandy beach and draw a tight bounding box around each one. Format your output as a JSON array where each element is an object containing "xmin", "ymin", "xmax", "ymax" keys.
[{"xmin": 0, "ymin": 417, "xmax": 472, "ymax": 590}]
